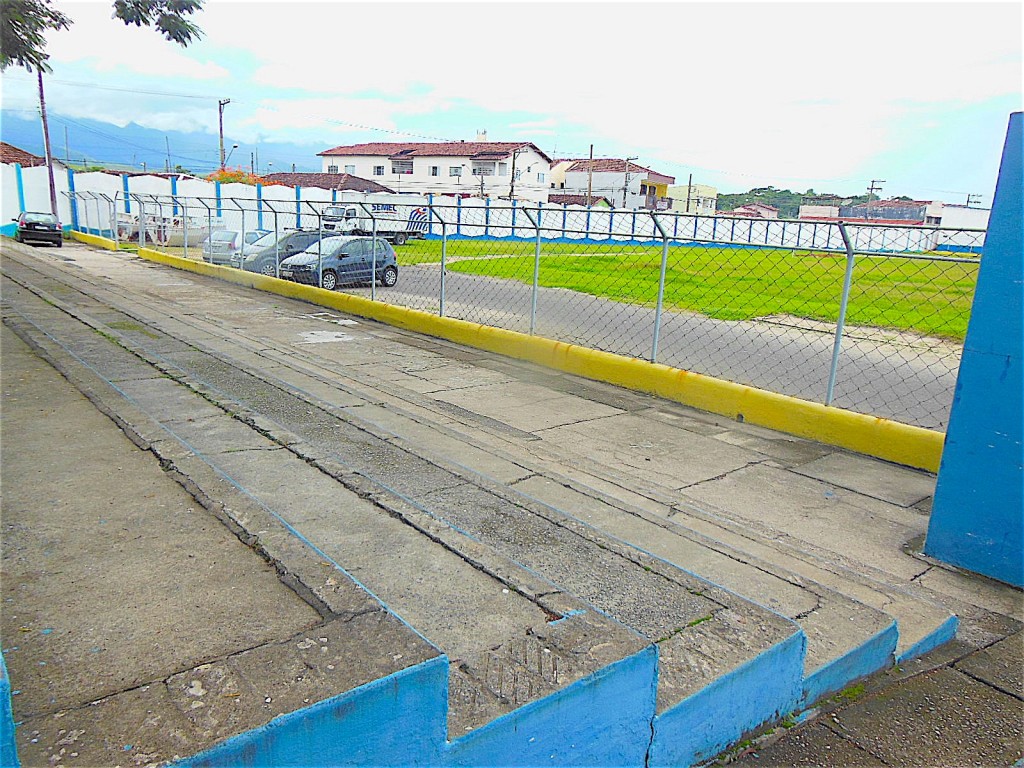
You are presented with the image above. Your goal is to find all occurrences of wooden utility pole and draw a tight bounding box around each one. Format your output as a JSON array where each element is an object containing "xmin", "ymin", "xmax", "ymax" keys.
[
  {"xmin": 685, "ymin": 173, "xmax": 693, "ymax": 213},
  {"xmin": 866, "ymin": 179, "xmax": 885, "ymax": 219},
  {"xmin": 218, "ymin": 98, "xmax": 231, "ymax": 168},
  {"xmin": 37, "ymin": 69, "xmax": 58, "ymax": 216},
  {"xmin": 623, "ymin": 156, "xmax": 638, "ymax": 207}
]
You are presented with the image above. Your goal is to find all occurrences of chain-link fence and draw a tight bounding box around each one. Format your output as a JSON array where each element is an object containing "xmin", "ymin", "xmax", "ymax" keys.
[{"xmin": 64, "ymin": 191, "xmax": 983, "ymax": 431}]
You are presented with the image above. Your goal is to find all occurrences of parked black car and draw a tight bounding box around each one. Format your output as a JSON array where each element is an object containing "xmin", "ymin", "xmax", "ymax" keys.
[
  {"xmin": 279, "ymin": 236, "xmax": 398, "ymax": 290},
  {"xmin": 240, "ymin": 229, "xmax": 342, "ymax": 276},
  {"xmin": 12, "ymin": 212, "xmax": 62, "ymax": 247}
]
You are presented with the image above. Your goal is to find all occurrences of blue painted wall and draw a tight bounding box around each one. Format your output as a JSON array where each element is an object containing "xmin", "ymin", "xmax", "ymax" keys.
[
  {"xmin": 178, "ymin": 657, "xmax": 449, "ymax": 768},
  {"xmin": 925, "ymin": 112, "xmax": 1024, "ymax": 587},
  {"xmin": 445, "ymin": 646, "xmax": 658, "ymax": 767},
  {"xmin": 0, "ymin": 652, "xmax": 18, "ymax": 768},
  {"xmin": 649, "ymin": 630, "xmax": 805, "ymax": 768}
]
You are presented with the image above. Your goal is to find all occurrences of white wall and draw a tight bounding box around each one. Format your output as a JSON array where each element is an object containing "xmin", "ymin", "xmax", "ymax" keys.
[
  {"xmin": 2, "ymin": 164, "xmax": 985, "ymax": 255},
  {"xmin": 320, "ymin": 149, "xmax": 551, "ymax": 202}
]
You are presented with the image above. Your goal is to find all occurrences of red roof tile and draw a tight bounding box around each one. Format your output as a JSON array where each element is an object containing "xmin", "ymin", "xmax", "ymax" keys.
[
  {"xmin": 318, "ymin": 142, "xmax": 553, "ymax": 164},
  {"xmin": 0, "ymin": 142, "xmax": 46, "ymax": 167},
  {"xmin": 561, "ymin": 158, "xmax": 674, "ymax": 184},
  {"xmin": 263, "ymin": 172, "xmax": 395, "ymax": 193}
]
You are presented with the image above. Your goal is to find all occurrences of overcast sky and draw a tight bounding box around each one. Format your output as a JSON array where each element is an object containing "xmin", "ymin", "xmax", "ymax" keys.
[{"xmin": 2, "ymin": 1, "xmax": 1021, "ymax": 200}]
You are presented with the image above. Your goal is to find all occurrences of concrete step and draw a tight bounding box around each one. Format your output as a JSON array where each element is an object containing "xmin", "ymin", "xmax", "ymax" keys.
[
  {"xmin": 159, "ymin": 300, "xmax": 956, "ymax": 703},
  {"xmin": 2, "ymin": 247, "xmax": 810, "ymax": 766}
]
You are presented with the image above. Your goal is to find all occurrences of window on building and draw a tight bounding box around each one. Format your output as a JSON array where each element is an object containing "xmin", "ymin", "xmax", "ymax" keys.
[
  {"xmin": 537, "ymin": 172, "xmax": 546, "ymax": 183},
  {"xmin": 374, "ymin": 165, "xmax": 385, "ymax": 176},
  {"xmin": 449, "ymin": 166, "xmax": 462, "ymax": 177},
  {"xmin": 472, "ymin": 162, "xmax": 495, "ymax": 176},
  {"xmin": 430, "ymin": 166, "xmax": 439, "ymax": 177},
  {"xmin": 498, "ymin": 163, "xmax": 508, "ymax": 176},
  {"xmin": 392, "ymin": 160, "xmax": 413, "ymax": 175},
  {"xmin": 344, "ymin": 164, "xmax": 355, "ymax": 174},
  {"xmin": 327, "ymin": 165, "xmax": 339, "ymax": 174}
]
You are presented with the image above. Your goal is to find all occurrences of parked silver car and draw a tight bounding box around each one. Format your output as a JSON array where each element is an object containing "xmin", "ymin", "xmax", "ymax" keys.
[{"xmin": 202, "ymin": 229, "xmax": 271, "ymax": 266}]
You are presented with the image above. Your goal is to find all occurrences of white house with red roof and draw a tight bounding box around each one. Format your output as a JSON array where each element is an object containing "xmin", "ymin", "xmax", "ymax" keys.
[
  {"xmin": 317, "ymin": 137, "xmax": 553, "ymax": 202},
  {"xmin": 727, "ymin": 202, "xmax": 780, "ymax": 219},
  {"xmin": 549, "ymin": 158, "xmax": 675, "ymax": 210}
]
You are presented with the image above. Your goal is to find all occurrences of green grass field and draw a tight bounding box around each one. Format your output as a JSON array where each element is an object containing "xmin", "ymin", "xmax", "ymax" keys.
[{"xmin": 397, "ymin": 239, "xmax": 977, "ymax": 342}]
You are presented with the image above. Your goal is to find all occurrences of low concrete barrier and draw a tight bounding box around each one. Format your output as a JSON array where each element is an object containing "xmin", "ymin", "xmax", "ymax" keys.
[{"xmin": 135, "ymin": 246, "xmax": 944, "ymax": 472}]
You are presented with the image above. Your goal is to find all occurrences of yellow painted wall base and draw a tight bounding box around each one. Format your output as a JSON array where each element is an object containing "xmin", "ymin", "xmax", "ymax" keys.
[
  {"xmin": 71, "ymin": 231, "xmax": 119, "ymax": 251},
  {"xmin": 135, "ymin": 246, "xmax": 945, "ymax": 472}
]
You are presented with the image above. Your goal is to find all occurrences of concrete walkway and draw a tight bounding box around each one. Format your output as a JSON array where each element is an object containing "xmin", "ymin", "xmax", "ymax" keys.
[{"xmin": 1, "ymin": 238, "xmax": 1021, "ymax": 766}]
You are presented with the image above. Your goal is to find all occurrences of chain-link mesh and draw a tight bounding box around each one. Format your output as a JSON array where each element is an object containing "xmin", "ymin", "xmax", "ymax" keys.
[{"xmin": 71, "ymin": 191, "xmax": 984, "ymax": 431}]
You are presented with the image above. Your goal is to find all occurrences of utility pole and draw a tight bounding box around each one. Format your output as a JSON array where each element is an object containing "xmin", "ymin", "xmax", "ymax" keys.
[
  {"xmin": 866, "ymin": 179, "xmax": 885, "ymax": 220},
  {"xmin": 254, "ymin": 147, "xmax": 259, "ymax": 176},
  {"xmin": 218, "ymin": 98, "xmax": 231, "ymax": 169},
  {"xmin": 966, "ymin": 193, "xmax": 983, "ymax": 208},
  {"xmin": 685, "ymin": 172, "xmax": 693, "ymax": 213},
  {"xmin": 479, "ymin": 172, "xmax": 485, "ymax": 198},
  {"xmin": 587, "ymin": 144, "xmax": 594, "ymax": 206},
  {"xmin": 622, "ymin": 156, "xmax": 639, "ymax": 208},
  {"xmin": 37, "ymin": 69, "xmax": 58, "ymax": 217},
  {"xmin": 509, "ymin": 146, "xmax": 524, "ymax": 200},
  {"xmin": 165, "ymin": 135, "xmax": 171, "ymax": 173}
]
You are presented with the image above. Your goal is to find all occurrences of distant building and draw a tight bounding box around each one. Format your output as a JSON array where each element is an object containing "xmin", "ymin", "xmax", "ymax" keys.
[
  {"xmin": 550, "ymin": 158, "xmax": 675, "ymax": 210},
  {"xmin": 797, "ymin": 198, "xmax": 988, "ymax": 228},
  {"xmin": 316, "ymin": 135, "xmax": 552, "ymax": 202},
  {"xmin": 264, "ymin": 172, "xmax": 394, "ymax": 193},
  {"xmin": 667, "ymin": 183, "xmax": 717, "ymax": 215},
  {"xmin": 727, "ymin": 203, "xmax": 779, "ymax": 219},
  {"xmin": 547, "ymin": 193, "xmax": 613, "ymax": 208}
]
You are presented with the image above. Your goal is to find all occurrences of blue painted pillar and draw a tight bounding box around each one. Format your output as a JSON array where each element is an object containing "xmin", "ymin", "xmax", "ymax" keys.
[
  {"xmin": 484, "ymin": 197, "xmax": 491, "ymax": 237},
  {"xmin": 427, "ymin": 193, "xmax": 434, "ymax": 236},
  {"xmin": 170, "ymin": 175, "xmax": 179, "ymax": 216},
  {"xmin": 215, "ymin": 181, "xmax": 222, "ymax": 218},
  {"xmin": 456, "ymin": 196, "xmax": 462, "ymax": 236},
  {"xmin": 562, "ymin": 204, "xmax": 568, "ymax": 238},
  {"xmin": 67, "ymin": 168, "xmax": 78, "ymax": 229},
  {"xmin": 924, "ymin": 112, "xmax": 1023, "ymax": 587},
  {"xmin": 510, "ymin": 199, "xmax": 516, "ymax": 238},
  {"xmin": 295, "ymin": 186, "xmax": 301, "ymax": 228},
  {"xmin": 15, "ymin": 164, "xmax": 26, "ymax": 213},
  {"xmin": 256, "ymin": 184, "xmax": 264, "ymax": 230},
  {"xmin": 122, "ymin": 174, "xmax": 131, "ymax": 213}
]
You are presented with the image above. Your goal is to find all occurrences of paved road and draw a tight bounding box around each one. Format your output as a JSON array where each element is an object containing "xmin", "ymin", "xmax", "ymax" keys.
[{"xmin": 354, "ymin": 261, "xmax": 960, "ymax": 430}]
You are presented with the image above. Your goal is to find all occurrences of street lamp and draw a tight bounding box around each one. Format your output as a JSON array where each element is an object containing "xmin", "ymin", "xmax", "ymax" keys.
[{"xmin": 225, "ymin": 143, "xmax": 239, "ymax": 167}]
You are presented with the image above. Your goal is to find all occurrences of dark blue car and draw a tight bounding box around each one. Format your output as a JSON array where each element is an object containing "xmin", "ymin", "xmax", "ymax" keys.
[{"xmin": 278, "ymin": 236, "xmax": 398, "ymax": 290}]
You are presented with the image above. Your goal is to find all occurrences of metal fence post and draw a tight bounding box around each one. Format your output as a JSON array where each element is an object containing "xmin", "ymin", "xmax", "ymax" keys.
[
  {"xmin": 428, "ymin": 202, "xmax": 449, "ymax": 317},
  {"xmin": 519, "ymin": 206, "xmax": 542, "ymax": 335},
  {"xmin": 137, "ymin": 196, "xmax": 146, "ymax": 249},
  {"xmin": 358, "ymin": 202, "xmax": 379, "ymax": 301},
  {"xmin": 650, "ymin": 212, "xmax": 671, "ymax": 363},
  {"xmin": 826, "ymin": 221, "xmax": 857, "ymax": 406}
]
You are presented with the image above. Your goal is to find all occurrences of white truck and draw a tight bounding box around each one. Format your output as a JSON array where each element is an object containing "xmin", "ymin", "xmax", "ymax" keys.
[{"xmin": 321, "ymin": 196, "xmax": 429, "ymax": 245}]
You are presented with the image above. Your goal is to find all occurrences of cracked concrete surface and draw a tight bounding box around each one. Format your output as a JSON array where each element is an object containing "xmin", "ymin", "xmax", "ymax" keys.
[{"xmin": 2, "ymin": 240, "xmax": 1022, "ymax": 766}]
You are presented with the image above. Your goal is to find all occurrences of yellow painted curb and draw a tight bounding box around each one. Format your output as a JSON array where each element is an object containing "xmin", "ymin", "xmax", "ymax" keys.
[
  {"xmin": 135, "ymin": 246, "xmax": 945, "ymax": 472},
  {"xmin": 71, "ymin": 231, "xmax": 119, "ymax": 251}
]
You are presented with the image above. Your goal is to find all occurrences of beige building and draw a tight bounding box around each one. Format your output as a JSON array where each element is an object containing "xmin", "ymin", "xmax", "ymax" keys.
[{"xmin": 667, "ymin": 183, "xmax": 718, "ymax": 215}]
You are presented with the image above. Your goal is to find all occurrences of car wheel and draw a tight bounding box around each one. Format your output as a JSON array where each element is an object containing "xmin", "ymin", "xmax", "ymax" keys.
[
  {"xmin": 260, "ymin": 262, "xmax": 276, "ymax": 276},
  {"xmin": 392, "ymin": 232, "xmax": 407, "ymax": 246},
  {"xmin": 55, "ymin": 239, "xmax": 63, "ymax": 248},
  {"xmin": 14, "ymin": 232, "xmax": 21, "ymax": 243},
  {"xmin": 320, "ymin": 269, "xmax": 338, "ymax": 291},
  {"xmin": 380, "ymin": 265, "xmax": 398, "ymax": 287}
]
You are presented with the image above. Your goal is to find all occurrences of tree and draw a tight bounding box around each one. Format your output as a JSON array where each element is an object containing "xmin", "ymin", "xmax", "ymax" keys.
[{"xmin": 0, "ymin": 0, "xmax": 203, "ymax": 72}]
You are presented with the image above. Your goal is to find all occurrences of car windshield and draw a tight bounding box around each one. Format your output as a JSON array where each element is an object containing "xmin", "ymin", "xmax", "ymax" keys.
[
  {"xmin": 23, "ymin": 213, "xmax": 57, "ymax": 225},
  {"xmin": 324, "ymin": 207, "xmax": 346, "ymax": 218},
  {"xmin": 306, "ymin": 238, "xmax": 350, "ymax": 257},
  {"xmin": 243, "ymin": 231, "xmax": 266, "ymax": 244},
  {"xmin": 250, "ymin": 232, "xmax": 279, "ymax": 248},
  {"xmin": 210, "ymin": 231, "xmax": 236, "ymax": 242}
]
